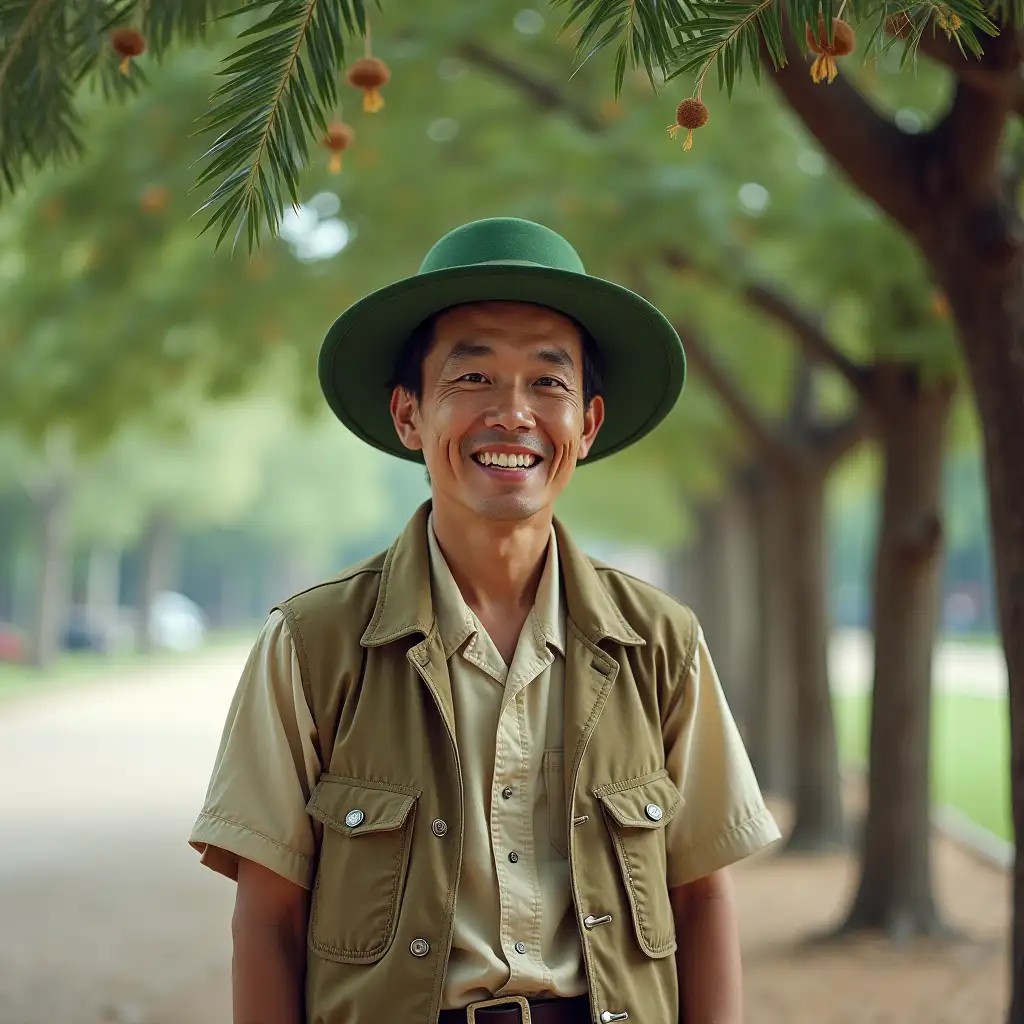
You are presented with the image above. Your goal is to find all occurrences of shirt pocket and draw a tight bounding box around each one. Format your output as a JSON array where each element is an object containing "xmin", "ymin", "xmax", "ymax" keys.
[
  {"xmin": 306, "ymin": 774, "xmax": 421, "ymax": 964},
  {"xmin": 594, "ymin": 769, "xmax": 683, "ymax": 958},
  {"xmin": 543, "ymin": 749, "xmax": 568, "ymax": 858}
]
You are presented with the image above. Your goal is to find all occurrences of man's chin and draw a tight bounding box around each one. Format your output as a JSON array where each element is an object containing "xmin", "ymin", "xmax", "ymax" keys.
[{"xmin": 471, "ymin": 491, "xmax": 546, "ymax": 522}]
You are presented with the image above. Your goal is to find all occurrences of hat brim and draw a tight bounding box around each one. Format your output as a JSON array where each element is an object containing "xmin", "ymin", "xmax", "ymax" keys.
[{"xmin": 318, "ymin": 263, "xmax": 685, "ymax": 464}]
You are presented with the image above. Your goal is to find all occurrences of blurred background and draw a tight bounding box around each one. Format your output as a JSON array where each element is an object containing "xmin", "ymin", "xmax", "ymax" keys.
[{"xmin": 0, "ymin": 2, "xmax": 1012, "ymax": 1022}]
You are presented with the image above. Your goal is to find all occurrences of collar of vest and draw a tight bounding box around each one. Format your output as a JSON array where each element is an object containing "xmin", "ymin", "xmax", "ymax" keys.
[{"xmin": 360, "ymin": 501, "xmax": 644, "ymax": 649}]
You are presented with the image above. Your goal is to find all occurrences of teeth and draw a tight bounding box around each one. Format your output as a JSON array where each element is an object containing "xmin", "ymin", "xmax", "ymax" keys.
[{"xmin": 476, "ymin": 452, "xmax": 537, "ymax": 468}]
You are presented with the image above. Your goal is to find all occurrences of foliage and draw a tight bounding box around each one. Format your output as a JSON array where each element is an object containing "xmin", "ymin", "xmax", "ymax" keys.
[{"xmin": 0, "ymin": 0, "xmax": 1009, "ymax": 250}]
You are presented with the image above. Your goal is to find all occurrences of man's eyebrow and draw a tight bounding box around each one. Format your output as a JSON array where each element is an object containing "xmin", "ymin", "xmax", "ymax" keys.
[
  {"xmin": 444, "ymin": 341, "xmax": 494, "ymax": 364},
  {"xmin": 536, "ymin": 347, "xmax": 576, "ymax": 373}
]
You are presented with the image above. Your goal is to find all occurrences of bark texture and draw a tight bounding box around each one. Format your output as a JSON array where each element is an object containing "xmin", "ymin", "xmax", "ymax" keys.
[
  {"xmin": 784, "ymin": 464, "xmax": 845, "ymax": 850},
  {"xmin": 748, "ymin": 470, "xmax": 796, "ymax": 800},
  {"xmin": 841, "ymin": 367, "xmax": 954, "ymax": 938},
  {"xmin": 937, "ymin": 252, "xmax": 1024, "ymax": 1016}
]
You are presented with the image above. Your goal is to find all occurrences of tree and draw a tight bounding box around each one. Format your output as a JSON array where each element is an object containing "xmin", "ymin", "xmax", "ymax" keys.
[{"xmin": 2, "ymin": 0, "xmax": 1007, "ymax": 970}]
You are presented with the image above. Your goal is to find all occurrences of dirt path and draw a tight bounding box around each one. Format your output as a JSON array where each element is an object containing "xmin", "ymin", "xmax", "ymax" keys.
[{"xmin": 0, "ymin": 647, "xmax": 1009, "ymax": 1023}]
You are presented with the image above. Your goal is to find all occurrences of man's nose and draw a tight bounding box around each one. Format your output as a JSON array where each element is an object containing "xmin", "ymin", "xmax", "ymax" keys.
[{"xmin": 483, "ymin": 381, "xmax": 536, "ymax": 431}]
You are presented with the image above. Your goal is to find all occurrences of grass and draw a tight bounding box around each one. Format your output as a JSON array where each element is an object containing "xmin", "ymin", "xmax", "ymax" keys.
[
  {"xmin": 832, "ymin": 691, "xmax": 1012, "ymax": 842},
  {"xmin": 0, "ymin": 627, "xmax": 258, "ymax": 704}
]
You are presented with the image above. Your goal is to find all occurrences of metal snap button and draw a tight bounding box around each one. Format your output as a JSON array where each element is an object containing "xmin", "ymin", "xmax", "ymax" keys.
[
  {"xmin": 345, "ymin": 809, "xmax": 365, "ymax": 828},
  {"xmin": 410, "ymin": 938, "xmax": 430, "ymax": 957},
  {"xmin": 508, "ymin": 851, "xmax": 519, "ymax": 863},
  {"xmin": 644, "ymin": 803, "xmax": 663, "ymax": 822},
  {"xmin": 514, "ymin": 941, "xmax": 527, "ymax": 954},
  {"xmin": 501, "ymin": 786, "xmax": 513, "ymax": 799},
  {"xmin": 431, "ymin": 818, "xmax": 448, "ymax": 837}
]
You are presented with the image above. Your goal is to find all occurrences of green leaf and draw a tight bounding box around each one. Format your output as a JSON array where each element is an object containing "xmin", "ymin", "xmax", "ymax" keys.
[{"xmin": 192, "ymin": 0, "xmax": 361, "ymax": 253}]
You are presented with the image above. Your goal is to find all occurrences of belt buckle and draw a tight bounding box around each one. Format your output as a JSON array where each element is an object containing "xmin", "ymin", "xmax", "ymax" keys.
[{"xmin": 466, "ymin": 995, "xmax": 532, "ymax": 1023}]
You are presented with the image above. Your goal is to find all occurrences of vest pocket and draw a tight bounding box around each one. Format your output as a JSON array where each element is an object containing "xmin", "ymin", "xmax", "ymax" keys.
[
  {"xmin": 306, "ymin": 774, "xmax": 421, "ymax": 964},
  {"xmin": 543, "ymin": 750, "xmax": 568, "ymax": 858},
  {"xmin": 594, "ymin": 769, "xmax": 683, "ymax": 958}
]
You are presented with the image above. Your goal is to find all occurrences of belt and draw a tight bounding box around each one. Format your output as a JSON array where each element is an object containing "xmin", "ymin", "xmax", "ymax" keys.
[{"xmin": 438, "ymin": 994, "xmax": 592, "ymax": 1024}]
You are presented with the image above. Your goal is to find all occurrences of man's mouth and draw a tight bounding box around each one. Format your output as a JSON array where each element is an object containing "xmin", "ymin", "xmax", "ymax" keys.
[{"xmin": 472, "ymin": 451, "xmax": 541, "ymax": 470}]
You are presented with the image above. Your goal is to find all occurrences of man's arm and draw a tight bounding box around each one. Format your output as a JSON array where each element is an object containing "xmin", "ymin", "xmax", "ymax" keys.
[
  {"xmin": 670, "ymin": 868, "xmax": 742, "ymax": 1024},
  {"xmin": 232, "ymin": 858, "xmax": 310, "ymax": 1024}
]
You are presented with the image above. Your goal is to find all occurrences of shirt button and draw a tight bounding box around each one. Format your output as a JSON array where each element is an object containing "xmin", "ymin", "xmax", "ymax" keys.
[
  {"xmin": 508, "ymin": 851, "xmax": 519, "ymax": 864},
  {"xmin": 410, "ymin": 938, "xmax": 430, "ymax": 957},
  {"xmin": 431, "ymin": 818, "xmax": 448, "ymax": 837},
  {"xmin": 502, "ymin": 786, "xmax": 513, "ymax": 800},
  {"xmin": 344, "ymin": 809, "xmax": 365, "ymax": 828},
  {"xmin": 514, "ymin": 941, "xmax": 527, "ymax": 954},
  {"xmin": 645, "ymin": 803, "xmax": 664, "ymax": 822}
]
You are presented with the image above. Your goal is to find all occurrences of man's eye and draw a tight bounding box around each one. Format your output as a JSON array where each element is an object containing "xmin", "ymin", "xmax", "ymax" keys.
[
  {"xmin": 459, "ymin": 372, "xmax": 489, "ymax": 383},
  {"xmin": 536, "ymin": 376, "xmax": 567, "ymax": 388}
]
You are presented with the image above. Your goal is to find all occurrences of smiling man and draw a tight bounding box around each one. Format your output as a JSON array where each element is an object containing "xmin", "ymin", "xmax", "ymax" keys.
[{"xmin": 190, "ymin": 218, "xmax": 780, "ymax": 1024}]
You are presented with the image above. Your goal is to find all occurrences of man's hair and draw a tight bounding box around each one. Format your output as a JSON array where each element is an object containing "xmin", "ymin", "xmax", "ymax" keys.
[{"xmin": 387, "ymin": 307, "xmax": 605, "ymax": 406}]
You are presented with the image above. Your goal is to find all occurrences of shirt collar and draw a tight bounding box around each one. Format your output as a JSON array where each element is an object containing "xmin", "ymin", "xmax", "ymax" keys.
[
  {"xmin": 360, "ymin": 501, "xmax": 643, "ymax": 651},
  {"xmin": 426, "ymin": 513, "xmax": 565, "ymax": 661}
]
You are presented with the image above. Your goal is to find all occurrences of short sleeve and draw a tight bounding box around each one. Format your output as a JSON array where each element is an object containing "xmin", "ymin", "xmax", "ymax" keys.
[
  {"xmin": 189, "ymin": 609, "xmax": 321, "ymax": 888},
  {"xmin": 662, "ymin": 623, "xmax": 781, "ymax": 888}
]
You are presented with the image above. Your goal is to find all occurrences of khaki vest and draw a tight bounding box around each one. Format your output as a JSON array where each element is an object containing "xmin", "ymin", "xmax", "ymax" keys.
[{"xmin": 276, "ymin": 505, "xmax": 698, "ymax": 1024}]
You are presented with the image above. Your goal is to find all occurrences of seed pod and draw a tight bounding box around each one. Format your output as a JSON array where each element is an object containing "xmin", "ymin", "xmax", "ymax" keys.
[
  {"xmin": 805, "ymin": 15, "xmax": 856, "ymax": 83},
  {"xmin": 111, "ymin": 27, "xmax": 146, "ymax": 75},
  {"xmin": 321, "ymin": 121, "xmax": 355, "ymax": 174},
  {"xmin": 667, "ymin": 98, "xmax": 709, "ymax": 152},
  {"xmin": 346, "ymin": 57, "xmax": 391, "ymax": 113}
]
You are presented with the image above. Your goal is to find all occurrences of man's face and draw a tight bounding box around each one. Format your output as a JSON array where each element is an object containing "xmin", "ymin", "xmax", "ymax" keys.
[{"xmin": 390, "ymin": 301, "xmax": 605, "ymax": 522}]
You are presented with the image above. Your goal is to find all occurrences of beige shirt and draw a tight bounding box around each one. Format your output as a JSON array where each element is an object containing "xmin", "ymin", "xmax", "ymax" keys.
[
  {"xmin": 190, "ymin": 523, "xmax": 780, "ymax": 1007},
  {"xmin": 426, "ymin": 520, "xmax": 586, "ymax": 1006}
]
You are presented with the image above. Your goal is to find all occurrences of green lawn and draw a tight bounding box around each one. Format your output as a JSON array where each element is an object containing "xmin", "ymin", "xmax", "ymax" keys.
[{"xmin": 832, "ymin": 691, "xmax": 1012, "ymax": 842}]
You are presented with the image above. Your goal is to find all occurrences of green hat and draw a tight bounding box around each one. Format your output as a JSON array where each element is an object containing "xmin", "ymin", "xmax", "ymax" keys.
[{"xmin": 318, "ymin": 217, "xmax": 686, "ymax": 464}]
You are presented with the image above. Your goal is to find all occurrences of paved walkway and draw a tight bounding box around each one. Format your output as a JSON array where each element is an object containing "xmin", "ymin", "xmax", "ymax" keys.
[{"xmin": 0, "ymin": 641, "xmax": 1009, "ymax": 1023}]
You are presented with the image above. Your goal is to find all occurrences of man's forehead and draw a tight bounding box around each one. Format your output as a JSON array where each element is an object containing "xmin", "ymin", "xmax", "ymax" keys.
[{"xmin": 435, "ymin": 300, "xmax": 580, "ymax": 338}]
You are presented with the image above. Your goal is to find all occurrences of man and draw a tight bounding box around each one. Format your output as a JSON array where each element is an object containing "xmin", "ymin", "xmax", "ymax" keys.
[{"xmin": 190, "ymin": 217, "xmax": 781, "ymax": 1024}]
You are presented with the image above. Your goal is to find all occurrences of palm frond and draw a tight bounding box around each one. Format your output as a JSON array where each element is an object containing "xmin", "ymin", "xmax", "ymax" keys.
[
  {"xmin": 192, "ymin": 0, "xmax": 363, "ymax": 253},
  {"xmin": 553, "ymin": 0, "xmax": 694, "ymax": 94}
]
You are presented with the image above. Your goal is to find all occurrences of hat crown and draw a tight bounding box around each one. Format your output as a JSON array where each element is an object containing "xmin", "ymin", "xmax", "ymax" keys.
[{"xmin": 418, "ymin": 217, "xmax": 586, "ymax": 276}]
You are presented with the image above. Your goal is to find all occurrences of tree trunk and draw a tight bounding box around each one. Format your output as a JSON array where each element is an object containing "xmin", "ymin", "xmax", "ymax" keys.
[
  {"xmin": 29, "ymin": 481, "xmax": 72, "ymax": 669},
  {"xmin": 785, "ymin": 464, "xmax": 845, "ymax": 850},
  {"xmin": 85, "ymin": 545, "xmax": 121, "ymax": 632},
  {"xmin": 137, "ymin": 514, "xmax": 177, "ymax": 653},
  {"xmin": 937, "ymin": 257, "xmax": 1024, "ymax": 1020},
  {"xmin": 748, "ymin": 467, "xmax": 797, "ymax": 801},
  {"xmin": 687, "ymin": 484, "xmax": 759, "ymax": 724},
  {"xmin": 842, "ymin": 367, "xmax": 954, "ymax": 938}
]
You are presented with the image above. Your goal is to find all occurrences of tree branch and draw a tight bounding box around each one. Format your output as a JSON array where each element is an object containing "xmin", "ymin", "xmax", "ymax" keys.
[
  {"xmin": 811, "ymin": 412, "xmax": 867, "ymax": 466},
  {"xmin": 663, "ymin": 247, "xmax": 874, "ymax": 403},
  {"xmin": 674, "ymin": 321, "xmax": 790, "ymax": 461},
  {"xmin": 930, "ymin": 29, "xmax": 1023, "ymax": 198},
  {"xmin": 765, "ymin": 20, "xmax": 924, "ymax": 234},
  {"xmin": 454, "ymin": 41, "xmax": 606, "ymax": 133},
  {"xmin": 915, "ymin": 27, "xmax": 1024, "ymax": 117}
]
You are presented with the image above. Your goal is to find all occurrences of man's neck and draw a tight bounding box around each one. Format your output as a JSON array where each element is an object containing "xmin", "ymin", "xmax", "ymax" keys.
[{"xmin": 430, "ymin": 500, "xmax": 552, "ymax": 621}]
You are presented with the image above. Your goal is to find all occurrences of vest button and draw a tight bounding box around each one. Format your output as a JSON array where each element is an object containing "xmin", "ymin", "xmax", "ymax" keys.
[
  {"xmin": 514, "ymin": 941, "xmax": 527, "ymax": 954},
  {"xmin": 644, "ymin": 803, "xmax": 664, "ymax": 822},
  {"xmin": 508, "ymin": 851, "xmax": 519, "ymax": 864},
  {"xmin": 431, "ymin": 818, "xmax": 448, "ymax": 837},
  {"xmin": 501, "ymin": 786, "xmax": 514, "ymax": 800},
  {"xmin": 410, "ymin": 938, "xmax": 430, "ymax": 957},
  {"xmin": 344, "ymin": 809, "xmax": 365, "ymax": 828}
]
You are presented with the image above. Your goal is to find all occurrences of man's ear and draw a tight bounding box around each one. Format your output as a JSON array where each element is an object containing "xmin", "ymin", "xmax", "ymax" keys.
[
  {"xmin": 576, "ymin": 394, "xmax": 605, "ymax": 460},
  {"xmin": 390, "ymin": 386, "xmax": 424, "ymax": 453}
]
